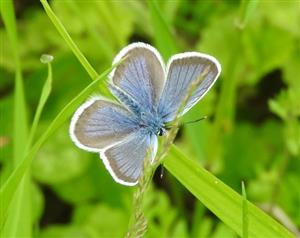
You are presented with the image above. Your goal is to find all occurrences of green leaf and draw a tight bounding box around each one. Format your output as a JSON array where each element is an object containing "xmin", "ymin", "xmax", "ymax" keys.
[
  {"xmin": 0, "ymin": 61, "xmax": 120, "ymax": 230},
  {"xmin": 260, "ymin": 1, "xmax": 300, "ymax": 37},
  {"xmin": 52, "ymin": 167, "xmax": 101, "ymax": 204},
  {"xmin": 32, "ymin": 125, "xmax": 91, "ymax": 185},
  {"xmin": 243, "ymin": 24, "xmax": 294, "ymax": 81},
  {"xmin": 269, "ymin": 99, "xmax": 287, "ymax": 120},
  {"xmin": 194, "ymin": 218, "xmax": 213, "ymax": 238},
  {"xmin": 72, "ymin": 204, "xmax": 128, "ymax": 237},
  {"xmin": 63, "ymin": 0, "xmax": 114, "ymax": 61},
  {"xmin": 0, "ymin": 0, "xmax": 31, "ymax": 236},
  {"xmin": 212, "ymin": 223, "xmax": 237, "ymax": 238},
  {"xmin": 236, "ymin": 0, "xmax": 259, "ymax": 29},
  {"xmin": 164, "ymin": 145, "xmax": 294, "ymax": 238},
  {"xmin": 39, "ymin": 225, "xmax": 89, "ymax": 238},
  {"xmin": 147, "ymin": 0, "xmax": 177, "ymax": 60},
  {"xmin": 144, "ymin": 188, "xmax": 185, "ymax": 237}
]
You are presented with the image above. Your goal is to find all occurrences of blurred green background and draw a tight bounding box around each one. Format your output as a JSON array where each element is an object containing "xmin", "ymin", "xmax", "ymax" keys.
[{"xmin": 0, "ymin": 0, "xmax": 299, "ymax": 237}]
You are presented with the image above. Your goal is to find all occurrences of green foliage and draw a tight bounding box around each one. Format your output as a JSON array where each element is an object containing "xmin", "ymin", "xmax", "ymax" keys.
[
  {"xmin": 165, "ymin": 146, "xmax": 293, "ymax": 237},
  {"xmin": 40, "ymin": 0, "xmax": 98, "ymax": 80},
  {"xmin": 1, "ymin": 0, "xmax": 299, "ymax": 237},
  {"xmin": 0, "ymin": 62, "xmax": 119, "ymax": 230},
  {"xmin": 32, "ymin": 126, "xmax": 91, "ymax": 185},
  {"xmin": 0, "ymin": 0, "xmax": 30, "ymax": 236},
  {"xmin": 147, "ymin": 0, "xmax": 178, "ymax": 59},
  {"xmin": 73, "ymin": 204, "xmax": 129, "ymax": 237},
  {"xmin": 242, "ymin": 181, "xmax": 248, "ymax": 238}
]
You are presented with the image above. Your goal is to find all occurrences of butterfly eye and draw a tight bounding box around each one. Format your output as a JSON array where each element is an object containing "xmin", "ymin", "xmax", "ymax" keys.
[{"xmin": 158, "ymin": 128, "xmax": 166, "ymax": 136}]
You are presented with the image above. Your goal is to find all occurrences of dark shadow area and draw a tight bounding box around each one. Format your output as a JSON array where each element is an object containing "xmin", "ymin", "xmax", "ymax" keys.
[
  {"xmin": 236, "ymin": 69, "xmax": 287, "ymax": 124},
  {"xmin": 39, "ymin": 185, "xmax": 73, "ymax": 228}
]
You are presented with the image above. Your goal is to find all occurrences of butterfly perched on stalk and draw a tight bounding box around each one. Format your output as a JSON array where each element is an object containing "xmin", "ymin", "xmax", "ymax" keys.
[{"xmin": 70, "ymin": 42, "xmax": 221, "ymax": 186}]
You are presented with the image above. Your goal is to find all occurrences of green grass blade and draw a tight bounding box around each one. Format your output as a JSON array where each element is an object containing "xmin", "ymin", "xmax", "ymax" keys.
[
  {"xmin": 64, "ymin": 0, "xmax": 114, "ymax": 61},
  {"xmin": 236, "ymin": 0, "xmax": 259, "ymax": 29},
  {"xmin": 0, "ymin": 61, "xmax": 121, "ymax": 230},
  {"xmin": 40, "ymin": 0, "xmax": 111, "ymax": 98},
  {"xmin": 95, "ymin": 1, "xmax": 123, "ymax": 48},
  {"xmin": 147, "ymin": 0, "xmax": 177, "ymax": 59},
  {"xmin": 0, "ymin": 0, "xmax": 31, "ymax": 236},
  {"xmin": 0, "ymin": 0, "xmax": 20, "ymax": 65},
  {"xmin": 242, "ymin": 181, "xmax": 249, "ymax": 238},
  {"xmin": 40, "ymin": 0, "xmax": 98, "ymax": 80},
  {"xmin": 164, "ymin": 146, "xmax": 294, "ymax": 238},
  {"xmin": 27, "ymin": 55, "xmax": 53, "ymax": 148}
]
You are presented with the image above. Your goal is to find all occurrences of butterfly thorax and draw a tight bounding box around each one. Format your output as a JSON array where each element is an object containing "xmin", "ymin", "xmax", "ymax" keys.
[
  {"xmin": 109, "ymin": 83, "xmax": 166, "ymax": 136},
  {"xmin": 138, "ymin": 110, "xmax": 166, "ymax": 136}
]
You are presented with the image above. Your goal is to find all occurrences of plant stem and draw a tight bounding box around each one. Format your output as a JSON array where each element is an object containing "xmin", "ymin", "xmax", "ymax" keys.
[
  {"xmin": 125, "ymin": 155, "xmax": 153, "ymax": 238},
  {"xmin": 241, "ymin": 181, "xmax": 248, "ymax": 238},
  {"xmin": 268, "ymin": 150, "xmax": 291, "ymax": 213},
  {"xmin": 125, "ymin": 69, "xmax": 209, "ymax": 238}
]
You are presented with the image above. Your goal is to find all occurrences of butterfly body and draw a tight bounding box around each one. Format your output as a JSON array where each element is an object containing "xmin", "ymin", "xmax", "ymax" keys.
[
  {"xmin": 70, "ymin": 42, "xmax": 221, "ymax": 186},
  {"xmin": 138, "ymin": 111, "xmax": 165, "ymax": 137},
  {"xmin": 109, "ymin": 82, "xmax": 165, "ymax": 137}
]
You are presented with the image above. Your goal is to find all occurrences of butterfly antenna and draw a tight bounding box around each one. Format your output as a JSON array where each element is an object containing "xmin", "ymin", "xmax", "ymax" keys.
[{"xmin": 184, "ymin": 116, "xmax": 208, "ymax": 125}]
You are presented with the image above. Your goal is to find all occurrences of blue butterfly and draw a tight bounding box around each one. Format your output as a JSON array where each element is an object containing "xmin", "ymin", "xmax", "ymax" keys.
[{"xmin": 70, "ymin": 42, "xmax": 221, "ymax": 186}]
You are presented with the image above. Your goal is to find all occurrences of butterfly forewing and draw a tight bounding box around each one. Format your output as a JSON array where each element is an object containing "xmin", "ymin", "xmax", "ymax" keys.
[
  {"xmin": 158, "ymin": 53, "xmax": 221, "ymax": 122},
  {"xmin": 70, "ymin": 98, "xmax": 138, "ymax": 152},
  {"xmin": 110, "ymin": 42, "xmax": 165, "ymax": 110}
]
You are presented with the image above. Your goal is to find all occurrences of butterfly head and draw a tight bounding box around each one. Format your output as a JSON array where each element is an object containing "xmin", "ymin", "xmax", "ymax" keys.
[{"xmin": 157, "ymin": 127, "xmax": 166, "ymax": 136}]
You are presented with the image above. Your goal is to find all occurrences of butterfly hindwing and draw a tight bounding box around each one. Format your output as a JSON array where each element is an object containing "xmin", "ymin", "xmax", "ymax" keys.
[{"xmin": 101, "ymin": 132, "xmax": 157, "ymax": 186}]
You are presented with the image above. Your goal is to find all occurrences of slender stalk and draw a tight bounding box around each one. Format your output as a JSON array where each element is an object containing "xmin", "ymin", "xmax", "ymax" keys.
[
  {"xmin": 125, "ymin": 154, "xmax": 152, "ymax": 238},
  {"xmin": 125, "ymin": 67, "xmax": 210, "ymax": 237},
  {"xmin": 27, "ymin": 59, "xmax": 53, "ymax": 149},
  {"xmin": 241, "ymin": 181, "xmax": 248, "ymax": 238},
  {"xmin": 268, "ymin": 150, "xmax": 291, "ymax": 213}
]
